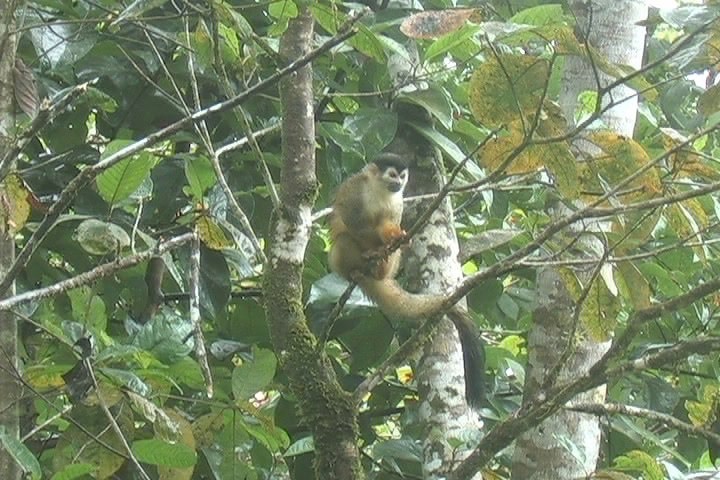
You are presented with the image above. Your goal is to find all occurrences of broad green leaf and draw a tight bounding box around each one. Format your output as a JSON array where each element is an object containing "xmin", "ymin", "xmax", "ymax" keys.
[
  {"xmin": 268, "ymin": 0, "xmax": 298, "ymax": 20},
  {"xmin": 343, "ymin": 108, "xmax": 398, "ymax": 159},
  {"xmin": 51, "ymin": 463, "xmax": 96, "ymax": 480},
  {"xmin": 97, "ymin": 141, "xmax": 157, "ymax": 204},
  {"xmin": 158, "ymin": 411, "xmax": 196, "ymax": 480},
  {"xmin": 0, "ymin": 426, "xmax": 41, "ymax": 480},
  {"xmin": 74, "ymin": 218, "xmax": 130, "ymax": 255},
  {"xmin": 284, "ymin": 436, "xmax": 315, "ymax": 457},
  {"xmin": 349, "ymin": 24, "xmax": 386, "ymax": 63},
  {"xmin": 132, "ymin": 312, "xmax": 194, "ymax": 364},
  {"xmin": 340, "ymin": 309, "xmax": 393, "ymax": 371},
  {"xmin": 232, "ymin": 347, "xmax": 277, "ymax": 400},
  {"xmin": 310, "ymin": 3, "xmax": 341, "ymax": 34},
  {"xmin": 132, "ymin": 439, "xmax": 197, "ymax": 468},
  {"xmin": 407, "ymin": 121, "xmax": 466, "ymax": 163},
  {"xmin": 53, "ymin": 405, "xmax": 129, "ymax": 478},
  {"xmin": 238, "ymin": 415, "xmax": 290, "ymax": 453},
  {"xmin": 424, "ymin": 24, "xmax": 481, "ymax": 62},
  {"xmin": 68, "ymin": 285, "xmax": 107, "ymax": 332},
  {"xmin": 397, "ymin": 87, "xmax": 453, "ymax": 129},
  {"xmin": 510, "ymin": 4, "xmax": 566, "ymax": 26},
  {"xmin": 85, "ymin": 86, "xmax": 118, "ymax": 112},
  {"xmin": 184, "ymin": 155, "xmax": 216, "ymax": 201}
]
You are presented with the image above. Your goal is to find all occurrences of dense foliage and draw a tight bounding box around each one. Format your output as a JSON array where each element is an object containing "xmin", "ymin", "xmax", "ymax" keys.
[{"xmin": 3, "ymin": 0, "xmax": 720, "ymax": 479}]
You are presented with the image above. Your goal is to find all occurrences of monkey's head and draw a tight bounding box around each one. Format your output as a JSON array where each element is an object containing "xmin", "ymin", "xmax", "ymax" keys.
[{"xmin": 370, "ymin": 153, "xmax": 408, "ymax": 193}]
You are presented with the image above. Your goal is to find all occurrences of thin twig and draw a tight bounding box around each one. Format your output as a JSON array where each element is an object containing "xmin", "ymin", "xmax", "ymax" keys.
[
  {"xmin": 0, "ymin": 233, "xmax": 194, "ymax": 311},
  {"xmin": 86, "ymin": 364, "xmax": 151, "ymax": 480}
]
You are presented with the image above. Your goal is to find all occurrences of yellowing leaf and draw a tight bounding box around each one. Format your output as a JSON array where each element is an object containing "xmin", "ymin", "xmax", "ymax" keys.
[
  {"xmin": 615, "ymin": 261, "xmax": 651, "ymax": 310},
  {"xmin": 612, "ymin": 450, "xmax": 665, "ymax": 480},
  {"xmin": 26, "ymin": 365, "xmax": 67, "ymax": 389},
  {"xmin": 558, "ymin": 268, "xmax": 619, "ymax": 341},
  {"xmin": 0, "ymin": 174, "xmax": 31, "ymax": 234},
  {"xmin": 581, "ymin": 276, "xmax": 619, "ymax": 341},
  {"xmin": 196, "ymin": 215, "xmax": 232, "ymax": 250},
  {"xmin": 667, "ymin": 201, "xmax": 709, "ymax": 262},
  {"xmin": 481, "ymin": 120, "xmax": 578, "ymax": 198},
  {"xmin": 686, "ymin": 384, "xmax": 720, "ymax": 426},
  {"xmin": 660, "ymin": 128, "xmax": 719, "ymax": 180},
  {"xmin": 578, "ymin": 131, "xmax": 662, "ymax": 204},
  {"xmin": 469, "ymin": 54, "xmax": 550, "ymax": 127}
]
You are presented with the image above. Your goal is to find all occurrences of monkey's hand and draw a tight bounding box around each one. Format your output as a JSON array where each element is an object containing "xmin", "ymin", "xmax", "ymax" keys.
[{"xmin": 379, "ymin": 222, "xmax": 407, "ymax": 245}]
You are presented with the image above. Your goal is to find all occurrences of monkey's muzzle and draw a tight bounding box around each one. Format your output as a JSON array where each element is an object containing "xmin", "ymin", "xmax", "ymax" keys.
[{"xmin": 387, "ymin": 181, "xmax": 404, "ymax": 193}]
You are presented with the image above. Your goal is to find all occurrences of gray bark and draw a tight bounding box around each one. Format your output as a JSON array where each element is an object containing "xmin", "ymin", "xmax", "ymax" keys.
[
  {"xmin": 264, "ymin": 11, "xmax": 362, "ymax": 480},
  {"xmin": 511, "ymin": 1, "xmax": 647, "ymax": 478},
  {"xmin": 395, "ymin": 133, "xmax": 482, "ymax": 479}
]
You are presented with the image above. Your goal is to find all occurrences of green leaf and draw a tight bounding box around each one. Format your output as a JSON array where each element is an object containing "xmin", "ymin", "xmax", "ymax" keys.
[
  {"xmin": 348, "ymin": 24, "xmax": 386, "ymax": 63},
  {"xmin": 232, "ymin": 347, "xmax": 277, "ymax": 400},
  {"xmin": 51, "ymin": 463, "xmax": 96, "ymax": 480},
  {"xmin": 74, "ymin": 218, "xmax": 130, "ymax": 255},
  {"xmin": 238, "ymin": 415, "xmax": 290, "ymax": 453},
  {"xmin": 0, "ymin": 426, "xmax": 41, "ymax": 480},
  {"xmin": 340, "ymin": 309, "xmax": 394, "ymax": 372},
  {"xmin": 85, "ymin": 86, "xmax": 118, "ymax": 112},
  {"xmin": 612, "ymin": 450, "xmax": 667, "ymax": 480},
  {"xmin": 131, "ymin": 439, "xmax": 197, "ymax": 468},
  {"xmin": 284, "ymin": 436, "xmax": 315, "ymax": 457},
  {"xmin": 397, "ymin": 87, "xmax": 454, "ymax": 129},
  {"xmin": 97, "ymin": 140, "xmax": 157, "ymax": 204},
  {"xmin": 68, "ymin": 284, "xmax": 107, "ymax": 332},
  {"xmin": 132, "ymin": 312, "xmax": 194, "ymax": 364},
  {"xmin": 406, "ymin": 121, "xmax": 465, "ymax": 163},
  {"xmin": 510, "ymin": 4, "xmax": 566, "ymax": 26},
  {"xmin": 424, "ymin": 24, "xmax": 480, "ymax": 63},
  {"xmin": 183, "ymin": 155, "xmax": 216, "ymax": 201},
  {"xmin": 268, "ymin": 1, "xmax": 298, "ymax": 20},
  {"xmin": 343, "ymin": 108, "xmax": 398, "ymax": 159}
]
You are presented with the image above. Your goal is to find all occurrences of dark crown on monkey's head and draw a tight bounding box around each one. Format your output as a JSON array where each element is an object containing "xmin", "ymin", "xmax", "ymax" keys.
[{"xmin": 372, "ymin": 153, "xmax": 408, "ymax": 172}]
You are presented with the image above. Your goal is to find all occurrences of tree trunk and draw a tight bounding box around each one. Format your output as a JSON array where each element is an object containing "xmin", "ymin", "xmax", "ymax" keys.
[
  {"xmin": 394, "ymin": 129, "xmax": 482, "ymax": 479},
  {"xmin": 511, "ymin": 1, "xmax": 647, "ymax": 478},
  {"xmin": 263, "ymin": 10, "xmax": 362, "ymax": 480},
  {"xmin": 0, "ymin": 1, "xmax": 21, "ymax": 479}
]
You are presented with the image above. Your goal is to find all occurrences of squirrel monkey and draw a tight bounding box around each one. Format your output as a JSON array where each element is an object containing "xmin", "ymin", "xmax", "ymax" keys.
[{"xmin": 329, "ymin": 154, "xmax": 486, "ymax": 409}]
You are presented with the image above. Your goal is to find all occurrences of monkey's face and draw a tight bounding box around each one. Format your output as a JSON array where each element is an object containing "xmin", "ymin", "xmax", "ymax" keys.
[{"xmin": 380, "ymin": 166, "xmax": 408, "ymax": 193}]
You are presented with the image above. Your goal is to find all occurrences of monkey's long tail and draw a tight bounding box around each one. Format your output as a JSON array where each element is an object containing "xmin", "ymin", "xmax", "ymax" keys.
[{"xmin": 358, "ymin": 277, "xmax": 486, "ymax": 409}]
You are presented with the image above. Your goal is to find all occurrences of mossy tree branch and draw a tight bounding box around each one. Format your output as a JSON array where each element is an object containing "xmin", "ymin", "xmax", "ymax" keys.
[{"xmin": 262, "ymin": 10, "xmax": 362, "ymax": 480}]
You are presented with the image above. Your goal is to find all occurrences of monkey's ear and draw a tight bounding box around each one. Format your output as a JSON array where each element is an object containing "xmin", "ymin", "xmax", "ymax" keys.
[{"xmin": 373, "ymin": 152, "xmax": 408, "ymax": 171}]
